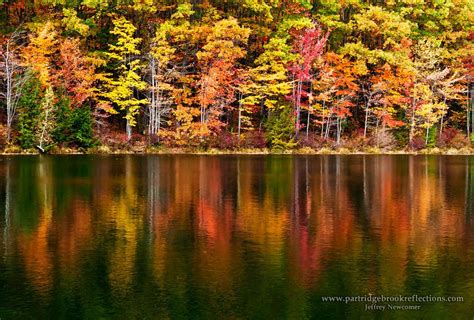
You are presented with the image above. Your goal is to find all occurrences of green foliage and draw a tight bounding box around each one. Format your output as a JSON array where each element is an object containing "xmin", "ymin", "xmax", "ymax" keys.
[
  {"xmin": 426, "ymin": 126, "xmax": 438, "ymax": 148},
  {"xmin": 68, "ymin": 106, "xmax": 95, "ymax": 149},
  {"xmin": 264, "ymin": 107, "xmax": 297, "ymax": 150},
  {"xmin": 52, "ymin": 93, "xmax": 71, "ymax": 145},
  {"xmin": 392, "ymin": 126, "xmax": 410, "ymax": 148},
  {"xmin": 17, "ymin": 77, "xmax": 42, "ymax": 149},
  {"xmin": 52, "ymin": 94, "xmax": 95, "ymax": 149}
]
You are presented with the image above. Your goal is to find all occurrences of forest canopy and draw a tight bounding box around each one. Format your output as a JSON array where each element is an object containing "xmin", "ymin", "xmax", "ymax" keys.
[{"xmin": 0, "ymin": 0, "xmax": 473, "ymax": 152}]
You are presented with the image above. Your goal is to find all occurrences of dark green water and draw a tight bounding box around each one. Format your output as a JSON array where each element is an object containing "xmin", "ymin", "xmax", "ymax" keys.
[{"xmin": 0, "ymin": 155, "xmax": 473, "ymax": 319}]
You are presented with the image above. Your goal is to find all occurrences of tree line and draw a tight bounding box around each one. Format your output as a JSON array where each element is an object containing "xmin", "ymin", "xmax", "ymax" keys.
[{"xmin": 0, "ymin": 0, "xmax": 473, "ymax": 151}]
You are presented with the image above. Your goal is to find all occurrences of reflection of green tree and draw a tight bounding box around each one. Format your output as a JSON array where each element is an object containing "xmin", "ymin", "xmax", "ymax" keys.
[
  {"xmin": 467, "ymin": 157, "xmax": 474, "ymax": 216},
  {"xmin": 13, "ymin": 157, "xmax": 41, "ymax": 233},
  {"xmin": 51, "ymin": 156, "xmax": 93, "ymax": 216},
  {"xmin": 264, "ymin": 156, "xmax": 293, "ymax": 207}
]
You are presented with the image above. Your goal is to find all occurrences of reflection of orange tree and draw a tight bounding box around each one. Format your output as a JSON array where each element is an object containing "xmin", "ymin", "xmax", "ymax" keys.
[
  {"xmin": 407, "ymin": 157, "xmax": 464, "ymax": 267},
  {"xmin": 283, "ymin": 156, "xmax": 473, "ymax": 296},
  {"xmin": 17, "ymin": 158, "xmax": 54, "ymax": 296},
  {"xmin": 235, "ymin": 158, "xmax": 289, "ymax": 267},
  {"xmin": 194, "ymin": 157, "xmax": 234, "ymax": 290},
  {"xmin": 56, "ymin": 200, "xmax": 92, "ymax": 268},
  {"xmin": 309, "ymin": 156, "xmax": 471, "ymax": 298},
  {"xmin": 150, "ymin": 157, "xmax": 236, "ymax": 291},
  {"xmin": 15, "ymin": 158, "xmax": 96, "ymax": 300},
  {"xmin": 363, "ymin": 156, "xmax": 410, "ymax": 294}
]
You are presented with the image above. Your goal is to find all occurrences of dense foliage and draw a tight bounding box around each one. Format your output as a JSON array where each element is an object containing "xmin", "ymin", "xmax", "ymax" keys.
[{"xmin": 0, "ymin": 0, "xmax": 473, "ymax": 151}]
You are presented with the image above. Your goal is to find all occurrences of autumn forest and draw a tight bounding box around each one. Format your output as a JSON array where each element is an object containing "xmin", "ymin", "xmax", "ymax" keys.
[{"xmin": 0, "ymin": 0, "xmax": 473, "ymax": 152}]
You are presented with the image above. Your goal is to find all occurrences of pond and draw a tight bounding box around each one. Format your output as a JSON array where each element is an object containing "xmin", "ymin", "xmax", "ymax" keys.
[{"xmin": 0, "ymin": 155, "xmax": 473, "ymax": 319}]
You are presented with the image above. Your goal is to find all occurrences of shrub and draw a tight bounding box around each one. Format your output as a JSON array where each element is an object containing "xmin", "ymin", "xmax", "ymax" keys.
[
  {"xmin": 210, "ymin": 131, "xmax": 239, "ymax": 150},
  {"xmin": 156, "ymin": 130, "xmax": 177, "ymax": 148},
  {"xmin": 148, "ymin": 134, "xmax": 161, "ymax": 146},
  {"xmin": 409, "ymin": 136, "xmax": 426, "ymax": 150},
  {"xmin": 437, "ymin": 128, "xmax": 470, "ymax": 149},
  {"xmin": 241, "ymin": 131, "xmax": 267, "ymax": 149},
  {"xmin": 450, "ymin": 133, "xmax": 470, "ymax": 149},
  {"xmin": 297, "ymin": 133, "xmax": 328, "ymax": 149},
  {"xmin": 129, "ymin": 133, "xmax": 144, "ymax": 144},
  {"xmin": 392, "ymin": 126, "xmax": 409, "ymax": 148},
  {"xmin": 342, "ymin": 133, "xmax": 370, "ymax": 151},
  {"xmin": 103, "ymin": 131, "xmax": 130, "ymax": 150},
  {"xmin": 437, "ymin": 128, "xmax": 459, "ymax": 148},
  {"xmin": 264, "ymin": 108, "xmax": 296, "ymax": 150},
  {"xmin": 371, "ymin": 128, "xmax": 397, "ymax": 150},
  {"xmin": 0, "ymin": 125, "xmax": 8, "ymax": 149}
]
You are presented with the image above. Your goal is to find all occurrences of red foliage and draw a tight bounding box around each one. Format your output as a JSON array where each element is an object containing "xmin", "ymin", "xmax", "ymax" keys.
[
  {"xmin": 297, "ymin": 133, "xmax": 329, "ymax": 149},
  {"xmin": 241, "ymin": 131, "xmax": 267, "ymax": 149},
  {"xmin": 52, "ymin": 38, "xmax": 98, "ymax": 108},
  {"xmin": 289, "ymin": 25, "xmax": 330, "ymax": 82},
  {"xmin": 210, "ymin": 131, "xmax": 240, "ymax": 150},
  {"xmin": 437, "ymin": 128, "xmax": 469, "ymax": 148},
  {"xmin": 409, "ymin": 136, "xmax": 426, "ymax": 150}
]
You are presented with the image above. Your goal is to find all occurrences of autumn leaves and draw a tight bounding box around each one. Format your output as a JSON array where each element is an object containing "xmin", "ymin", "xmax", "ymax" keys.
[{"xmin": 0, "ymin": 0, "xmax": 473, "ymax": 151}]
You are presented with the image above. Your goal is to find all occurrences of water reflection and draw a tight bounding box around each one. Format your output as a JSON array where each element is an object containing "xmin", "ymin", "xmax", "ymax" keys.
[{"xmin": 0, "ymin": 155, "xmax": 473, "ymax": 319}]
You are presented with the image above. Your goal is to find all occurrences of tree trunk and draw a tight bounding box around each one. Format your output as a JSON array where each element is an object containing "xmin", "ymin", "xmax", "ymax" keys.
[
  {"xmin": 439, "ymin": 96, "xmax": 447, "ymax": 136},
  {"xmin": 470, "ymin": 83, "xmax": 474, "ymax": 139},
  {"xmin": 320, "ymin": 100, "xmax": 326, "ymax": 138},
  {"xmin": 238, "ymin": 92, "xmax": 242, "ymax": 142},
  {"xmin": 410, "ymin": 107, "xmax": 416, "ymax": 142},
  {"xmin": 306, "ymin": 83, "xmax": 312, "ymax": 138},
  {"xmin": 364, "ymin": 101, "xmax": 370, "ymax": 138},
  {"xmin": 375, "ymin": 117, "xmax": 380, "ymax": 147},
  {"xmin": 295, "ymin": 80, "xmax": 302, "ymax": 137},
  {"xmin": 467, "ymin": 83, "xmax": 471, "ymax": 137},
  {"xmin": 306, "ymin": 108, "xmax": 310, "ymax": 138},
  {"xmin": 5, "ymin": 59, "xmax": 12, "ymax": 142},
  {"xmin": 410, "ymin": 87, "xmax": 417, "ymax": 142},
  {"xmin": 126, "ymin": 115, "xmax": 132, "ymax": 141},
  {"xmin": 325, "ymin": 114, "xmax": 331, "ymax": 139},
  {"xmin": 425, "ymin": 125, "xmax": 430, "ymax": 146},
  {"xmin": 149, "ymin": 57, "xmax": 156, "ymax": 136}
]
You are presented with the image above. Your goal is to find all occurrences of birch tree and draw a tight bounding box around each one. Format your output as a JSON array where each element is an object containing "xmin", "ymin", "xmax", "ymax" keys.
[{"xmin": 0, "ymin": 29, "xmax": 29, "ymax": 142}]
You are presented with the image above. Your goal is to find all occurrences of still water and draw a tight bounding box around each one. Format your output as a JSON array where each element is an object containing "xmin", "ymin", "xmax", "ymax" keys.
[{"xmin": 0, "ymin": 155, "xmax": 473, "ymax": 319}]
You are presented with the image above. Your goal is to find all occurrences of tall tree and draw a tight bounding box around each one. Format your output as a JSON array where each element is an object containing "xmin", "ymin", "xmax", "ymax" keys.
[
  {"xmin": 147, "ymin": 22, "xmax": 176, "ymax": 138},
  {"xmin": 314, "ymin": 53, "xmax": 359, "ymax": 144},
  {"xmin": 196, "ymin": 17, "xmax": 250, "ymax": 138},
  {"xmin": 21, "ymin": 22, "xmax": 58, "ymax": 151},
  {"xmin": 288, "ymin": 23, "xmax": 329, "ymax": 136},
  {"xmin": 101, "ymin": 15, "xmax": 147, "ymax": 141},
  {"xmin": 0, "ymin": 29, "xmax": 29, "ymax": 142}
]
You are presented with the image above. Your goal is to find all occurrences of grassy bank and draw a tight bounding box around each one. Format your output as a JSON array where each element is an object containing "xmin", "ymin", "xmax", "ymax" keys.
[{"xmin": 2, "ymin": 144, "xmax": 473, "ymax": 156}]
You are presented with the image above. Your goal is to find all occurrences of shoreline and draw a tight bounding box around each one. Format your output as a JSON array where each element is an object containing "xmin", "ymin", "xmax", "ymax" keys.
[{"xmin": 1, "ymin": 146, "xmax": 473, "ymax": 156}]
